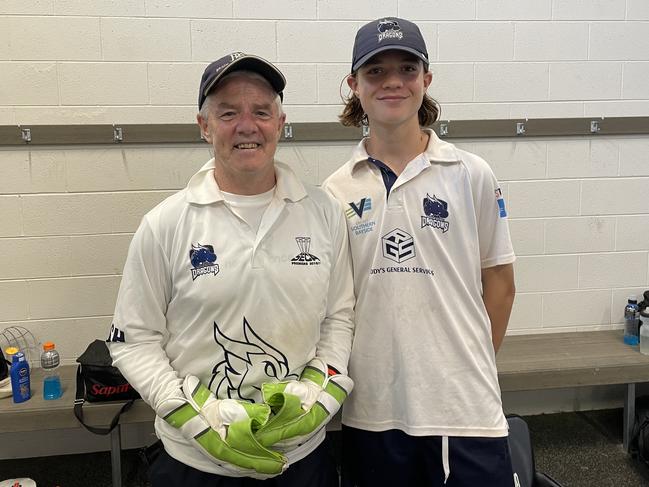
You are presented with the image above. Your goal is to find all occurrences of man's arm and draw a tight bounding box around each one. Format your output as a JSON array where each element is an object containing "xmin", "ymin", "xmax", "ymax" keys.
[
  {"xmin": 315, "ymin": 194, "xmax": 355, "ymax": 375},
  {"xmin": 482, "ymin": 263, "xmax": 515, "ymax": 354},
  {"xmin": 107, "ymin": 217, "xmax": 184, "ymax": 411}
]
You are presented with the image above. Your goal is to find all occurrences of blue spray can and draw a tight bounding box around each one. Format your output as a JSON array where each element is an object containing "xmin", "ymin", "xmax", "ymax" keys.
[{"xmin": 8, "ymin": 348, "xmax": 31, "ymax": 403}]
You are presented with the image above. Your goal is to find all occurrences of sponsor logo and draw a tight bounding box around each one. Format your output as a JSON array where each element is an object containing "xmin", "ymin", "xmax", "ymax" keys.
[
  {"xmin": 107, "ymin": 323, "xmax": 125, "ymax": 343},
  {"xmin": 209, "ymin": 317, "xmax": 297, "ymax": 402},
  {"xmin": 382, "ymin": 228, "xmax": 416, "ymax": 263},
  {"xmin": 377, "ymin": 19, "xmax": 403, "ymax": 42},
  {"xmin": 421, "ymin": 193, "xmax": 450, "ymax": 233},
  {"xmin": 351, "ymin": 220, "xmax": 376, "ymax": 236},
  {"xmin": 495, "ymin": 188, "xmax": 508, "ymax": 218},
  {"xmin": 346, "ymin": 197, "xmax": 372, "ymax": 219},
  {"xmin": 291, "ymin": 237, "xmax": 321, "ymax": 265},
  {"xmin": 91, "ymin": 383, "xmax": 135, "ymax": 397},
  {"xmin": 189, "ymin": 243, "xmax": 219, "ymax": 280}
]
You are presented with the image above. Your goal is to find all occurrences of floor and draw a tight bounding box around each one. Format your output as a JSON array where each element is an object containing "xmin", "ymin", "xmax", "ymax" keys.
[{"xmin": 1, "ymin": 409, "xmax": 648, "ymax": 486}]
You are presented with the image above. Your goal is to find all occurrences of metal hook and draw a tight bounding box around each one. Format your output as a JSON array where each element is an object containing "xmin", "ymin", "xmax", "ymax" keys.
[
  {"xmin": 113, "ymin": 125, "xmax": 123, "ymax": 143},
  {"xmin": 283, "ymin": 123, "xmax": 293, "ymax": 139},
  {"xmin": 516, "ymin": 122, "xmax": 526, "ymax": 136},
  {"xmin": 439, "ymin": 122, "xmax": 449, "ymax": 137},
  {"xmin": 20, "ymin": 127, "xmax": 32, "ymax": 144},
  {"xmin": 590, "ymin": 120, "xmax": 600, "ymax": 133}
]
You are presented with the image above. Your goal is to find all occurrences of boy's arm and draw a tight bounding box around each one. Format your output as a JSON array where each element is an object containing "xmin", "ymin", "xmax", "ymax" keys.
[{"xmin": 482, "ymin": 263, "xmax": 515, "ymax": 353}]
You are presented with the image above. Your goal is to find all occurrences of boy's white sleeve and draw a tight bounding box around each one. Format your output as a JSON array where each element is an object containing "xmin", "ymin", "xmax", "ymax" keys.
[{"xmin": 107, "ymin": 217, "xmax": 184, "ymax": 413}]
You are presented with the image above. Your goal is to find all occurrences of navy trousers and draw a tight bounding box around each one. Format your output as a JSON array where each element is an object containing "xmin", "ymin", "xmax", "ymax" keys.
[
  {"xmin": 341, "ymin": 425, "xmax": 515, "ymax": 487},
  {"xmin": 148, "ymin": 438, "xmax": 338, "ymax": 487}
]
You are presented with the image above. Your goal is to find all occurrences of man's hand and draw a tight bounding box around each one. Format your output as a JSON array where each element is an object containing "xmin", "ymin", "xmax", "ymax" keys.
[
  {"xmin": 157, "ymin": 375, "xmax": 287, "ymax": 478},
  {"xmin": 255, "ymin": 358, "xmax": 353, "ymax": 450}
]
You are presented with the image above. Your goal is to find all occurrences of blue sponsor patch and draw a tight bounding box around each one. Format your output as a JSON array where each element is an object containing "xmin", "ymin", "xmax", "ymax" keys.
[{"xmin": 495, "ymin": 188, "xmax": 507, "ymax": 218}]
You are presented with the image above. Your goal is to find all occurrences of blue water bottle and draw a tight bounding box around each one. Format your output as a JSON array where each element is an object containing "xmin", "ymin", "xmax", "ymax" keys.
[
  {"xmin": 624, "ymin": 296, "xmax": 640, "ymax": 346},
  {"xmin": 41, "ymin": 341, "xmax": 62, "ymax": 400},
  {"xmin": 8, "ymin": 348, "xmax": 31, "ymax": 403}
]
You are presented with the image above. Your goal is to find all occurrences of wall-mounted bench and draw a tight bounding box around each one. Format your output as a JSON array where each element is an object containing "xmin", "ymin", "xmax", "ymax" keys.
[
  {"xmin": 1, "ymin": 329, "xmax": 647, "ymax": 487},
  {"xmin": 497, "ymin": 329, "xmax": 649, "ymax": 452}
]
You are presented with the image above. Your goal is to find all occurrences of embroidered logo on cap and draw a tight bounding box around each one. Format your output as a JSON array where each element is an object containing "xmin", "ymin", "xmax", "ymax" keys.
[{"xmin": 377, "ymin": 19, "xmax": 403, "ymax": 42}]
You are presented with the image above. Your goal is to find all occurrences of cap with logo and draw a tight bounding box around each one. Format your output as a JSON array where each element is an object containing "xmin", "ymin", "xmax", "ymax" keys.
[
  {"xmin": 351, "ymin": 17, "xmax": 429, "ymax": 72},
  {"xmin": 198, "ymin": 52, "xmax": 286, "ymax": 109}
]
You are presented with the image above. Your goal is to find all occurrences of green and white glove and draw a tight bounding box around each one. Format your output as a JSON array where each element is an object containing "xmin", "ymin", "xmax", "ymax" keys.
[
  {"xmin": 158, "ymin": 375, "xmax": 287, "ymax": 478},
  {"xmin": 255, "ymin": 358, "xmax": 353, "ymax": 450}
]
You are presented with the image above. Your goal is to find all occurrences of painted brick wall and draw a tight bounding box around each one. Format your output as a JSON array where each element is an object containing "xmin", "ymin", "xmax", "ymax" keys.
[{"xmin": 1, "ymin": 2, "xmax": 649, "ymax": 364}]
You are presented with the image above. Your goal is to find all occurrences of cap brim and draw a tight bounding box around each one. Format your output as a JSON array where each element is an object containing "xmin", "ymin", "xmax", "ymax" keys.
[
  {"xmin": 203, "ymin": 55, "xmax": 286, "ymax": 100},
  {"xmin": 352, "ymin": 46, "xmax": 429, "ymax": 72}
]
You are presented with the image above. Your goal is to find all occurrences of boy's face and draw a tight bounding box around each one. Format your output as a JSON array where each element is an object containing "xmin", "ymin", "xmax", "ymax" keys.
[{"xmin": 348, "ymin": 50, "xmax": 432, "ymax": 127}]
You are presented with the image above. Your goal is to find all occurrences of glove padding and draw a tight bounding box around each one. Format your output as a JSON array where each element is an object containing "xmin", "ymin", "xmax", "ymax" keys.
[
  {"xmin": 255, "ymin": 358, "xmax": 353, "ymax": 450},
  {"xmin": 158, "ymin": 375, "xmax": 287, "ymax": 478}
]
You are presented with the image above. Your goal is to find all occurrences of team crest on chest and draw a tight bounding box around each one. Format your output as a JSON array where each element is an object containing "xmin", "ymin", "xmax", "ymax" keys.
[
  {"xmin": 421, "ymin": 194, "xmax": 450, "ymax": 233},
  {"xmin": 291, "ymin": 237, "xmax": 321, "ymax": 265},
  {"xmin": 189, "ymin": 243, "xmax": 220, "ymax": 280}
]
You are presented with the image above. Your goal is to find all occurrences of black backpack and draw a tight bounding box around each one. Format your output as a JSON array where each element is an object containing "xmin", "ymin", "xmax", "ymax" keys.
[
  {"xmin": 631, "ymin": 396, "xmax": 649, "ymax": 466},
  {"xmin": 507, "ymin": 415, "xmax": 564, "ymax": 487}
]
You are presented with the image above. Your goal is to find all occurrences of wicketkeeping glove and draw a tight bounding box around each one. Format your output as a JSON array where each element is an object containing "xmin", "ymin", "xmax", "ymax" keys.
[
  {"xmin": 157, "ymin": 375, "xmax": 287, "ymax": 478},
  {"xmin": 255, "ymin": 358, "xmax": 353, "ymax": 450}
]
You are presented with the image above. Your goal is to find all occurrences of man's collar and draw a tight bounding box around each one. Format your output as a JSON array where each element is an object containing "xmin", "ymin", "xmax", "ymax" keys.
[
  {"xmin": 348, "ymin": 128, "xmax": 460, "ymax": 172},
  {"xmin": 186, "ymin": 159, "xmax": 308, "ymax": 204}
]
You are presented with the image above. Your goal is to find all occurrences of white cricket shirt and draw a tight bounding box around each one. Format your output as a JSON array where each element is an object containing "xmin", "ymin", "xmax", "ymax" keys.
[
  {"xmin": 108, "ymin": 159, "xmax": 354, "ymax": 475},
  {"xmin": 323, "ymin": 129, "xmax": 515, "ymax": 437}
]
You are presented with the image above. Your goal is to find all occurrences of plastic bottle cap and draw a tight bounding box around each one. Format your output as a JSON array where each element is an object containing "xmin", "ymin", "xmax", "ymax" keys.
[
  {"xmin": 43, "ymin": 342, "xmax": 55, "ymax": 351},
  {"xmin": 5, "ymin": 347, "xmax": 19, "ymax": 355}
]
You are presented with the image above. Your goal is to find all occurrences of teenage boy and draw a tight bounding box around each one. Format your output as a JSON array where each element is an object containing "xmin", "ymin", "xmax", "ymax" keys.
[{"xmin": 324, "ymin": 17, "xmax": 516, "ymax": 487}]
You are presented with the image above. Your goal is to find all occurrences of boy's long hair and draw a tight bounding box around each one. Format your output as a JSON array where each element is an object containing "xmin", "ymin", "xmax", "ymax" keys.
[{"xmin": 339, "ymin": 77, "xmax": 441, "ymax": 128}]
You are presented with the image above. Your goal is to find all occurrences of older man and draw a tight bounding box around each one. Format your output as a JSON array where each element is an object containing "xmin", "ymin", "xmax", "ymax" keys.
[{"xmin": 107, "ymin": 52, "xmax": 354, "ymax": 487}]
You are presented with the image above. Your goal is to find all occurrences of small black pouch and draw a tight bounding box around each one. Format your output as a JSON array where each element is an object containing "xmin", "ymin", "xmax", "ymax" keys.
[{"xmin": 74, "ymin": 339, "xmax": 140, "ymax": 435}]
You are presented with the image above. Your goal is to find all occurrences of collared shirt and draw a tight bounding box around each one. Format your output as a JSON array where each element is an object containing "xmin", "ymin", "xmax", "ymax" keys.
[
  {"xmin": 109, "ymin": 159, "xmax": 354, "ymax": 475},
  {"xmin": 323, "ymin": 129, "xmax": 515, "ymax": 437}
]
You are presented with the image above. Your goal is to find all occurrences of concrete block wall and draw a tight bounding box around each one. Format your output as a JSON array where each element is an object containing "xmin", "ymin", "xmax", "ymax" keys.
[{"xmin": 0, "ymin": 2, "xmax": 649, "ymax": 367}]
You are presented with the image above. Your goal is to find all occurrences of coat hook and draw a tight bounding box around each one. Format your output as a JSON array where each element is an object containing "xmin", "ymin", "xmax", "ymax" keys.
[
  {"xmin": 113, "ymin": 125, "xmax": 123, "ymax": 143},
  {"xmin": 20, "ymin": 127, "xmax": 32, "ymax": 144}
]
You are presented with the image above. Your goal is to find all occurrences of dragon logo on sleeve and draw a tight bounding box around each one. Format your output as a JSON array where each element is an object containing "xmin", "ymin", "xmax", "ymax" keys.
[{"xmin": 208, "ymin": 318, "xmax": 298, "ymax": 402}]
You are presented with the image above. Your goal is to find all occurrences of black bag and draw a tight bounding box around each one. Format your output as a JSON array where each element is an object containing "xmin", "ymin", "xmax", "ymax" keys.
[
  {"xmin": 74, "ymin": 339, "xmax": 140, "ymax": 435},
  {"xmin": 507, "ymin": 415, "xmax": 564, "ymax": 487},
  {"xmin": 0, "ymin": 348, "xmax": 8, "ymax": 383},
  {"xmin": 631, "ymin": 395, "xmax": 649, "ymax": 466}
]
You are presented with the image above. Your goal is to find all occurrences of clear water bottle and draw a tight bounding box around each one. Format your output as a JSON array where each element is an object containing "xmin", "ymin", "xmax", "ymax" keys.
[
  {"xmin": 641, "ymin": 310, "xmax": 649, "ymax": 355},
  {"xmin": 624, "ymin": 296, "xmax": 640, "ymax": 346},
  {"xmin": 41, "ymin": 341, "xmax": 62, "ymax": 400}
]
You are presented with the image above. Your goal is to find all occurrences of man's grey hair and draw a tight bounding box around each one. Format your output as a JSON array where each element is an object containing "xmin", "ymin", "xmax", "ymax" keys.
[{"xmin": 198, "ymin": 70, "xmax": 284, "ymax": 120}]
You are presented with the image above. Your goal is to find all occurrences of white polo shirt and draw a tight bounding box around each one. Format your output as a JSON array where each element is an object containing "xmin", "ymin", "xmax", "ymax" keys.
[
  {"xmin": 323, "ymin": 129, "xmax": 515, "ymax": 438},
  {"xmin": 108, "ymin": 159, "xmax": 354, "ymax": 475}
]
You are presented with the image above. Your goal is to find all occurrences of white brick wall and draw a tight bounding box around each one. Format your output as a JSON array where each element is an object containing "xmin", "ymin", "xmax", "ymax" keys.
[
  {"xmin": 1, "ymin": 6, "xmax": 649, "ymax": 364},
  {"xmin": 1, "ymin": 7, "xmax": 647, "ymax": 122}
]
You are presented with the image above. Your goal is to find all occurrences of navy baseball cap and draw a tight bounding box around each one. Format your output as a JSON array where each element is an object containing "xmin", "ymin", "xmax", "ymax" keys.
[
  {"xmin": 351, "ymin": 17, "xmax": 429, "ymax": 72},
  {"xmin": 198, "ymin": 52, "xmax": 286, "ymax": 109}
]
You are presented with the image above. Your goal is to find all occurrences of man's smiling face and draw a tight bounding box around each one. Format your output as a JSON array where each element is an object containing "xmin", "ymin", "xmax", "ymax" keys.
[{"xmin": 198, "ymin": 73, "xmax": 285, "ymax": 194}]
